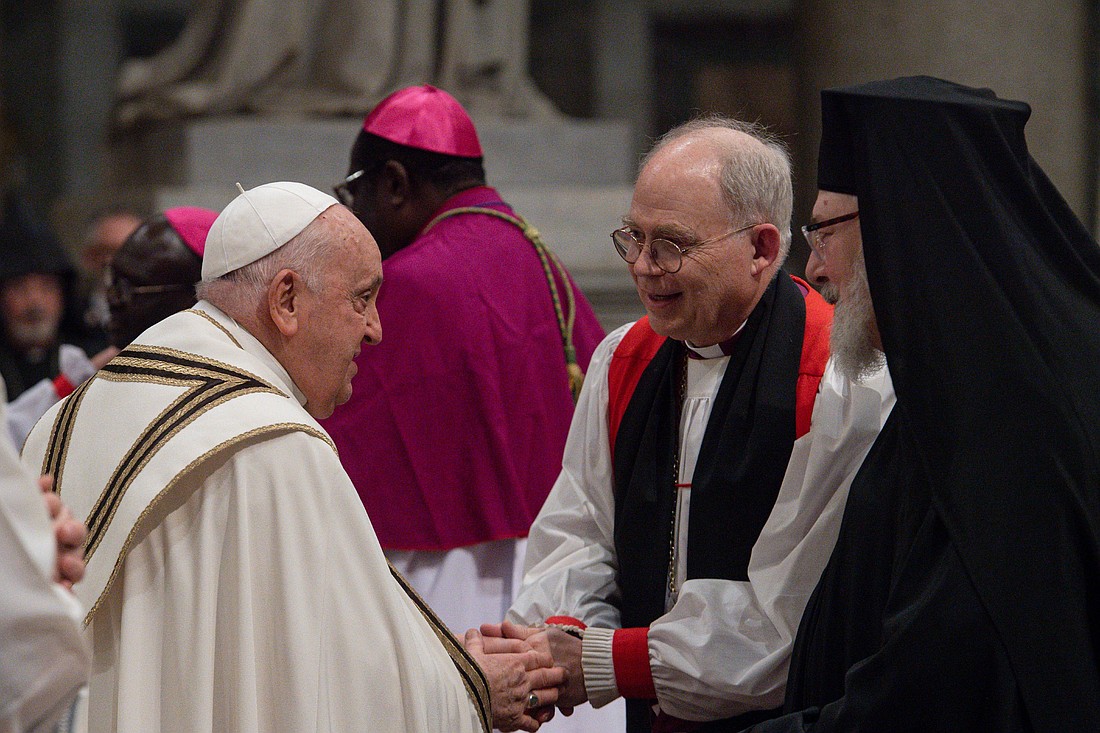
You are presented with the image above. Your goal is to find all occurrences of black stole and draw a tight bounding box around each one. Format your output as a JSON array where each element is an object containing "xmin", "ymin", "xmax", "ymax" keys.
[
  {"xmin": 612, "ymin": 275, "xmax": 806, "ymax": 732},
  {"xmin": 0, "ymin": 340, "xmax": 61, "ymax": 400}
]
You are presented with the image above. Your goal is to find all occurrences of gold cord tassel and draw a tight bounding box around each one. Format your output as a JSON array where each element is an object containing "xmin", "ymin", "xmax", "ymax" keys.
[{"xmin": 567, "ymin": 362, "xmax": 585, "ymax": 402}]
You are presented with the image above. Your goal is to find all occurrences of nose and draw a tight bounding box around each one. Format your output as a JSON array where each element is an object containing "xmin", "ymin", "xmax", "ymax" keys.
[
  {"xmin": 805, "ymin": 248, "xmax": 827, "ymax": 286},
  {"xmin": 362, "ymin": 305, "xmax": 382, "ymax": 346},
  {"xmin": 630, "ymin": 242, "xmax": 665, "ymax": 277}
]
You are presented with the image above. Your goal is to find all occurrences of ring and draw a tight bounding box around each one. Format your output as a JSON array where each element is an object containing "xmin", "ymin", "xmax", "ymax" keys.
[{"xmin": 527, "ymin": 692, "xmax": 540, "ymax": 710}]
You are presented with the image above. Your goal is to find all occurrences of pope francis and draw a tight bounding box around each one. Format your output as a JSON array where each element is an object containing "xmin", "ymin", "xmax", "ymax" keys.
[{"xmin": 22, "ymin": 182, "xmax": 563, "ymax": 733}]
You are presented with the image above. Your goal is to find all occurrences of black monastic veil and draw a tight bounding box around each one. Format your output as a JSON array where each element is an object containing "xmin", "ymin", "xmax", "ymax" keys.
[{"xmin": 743, "ymin": 76, "xmax": 1100, "ymax": 732}]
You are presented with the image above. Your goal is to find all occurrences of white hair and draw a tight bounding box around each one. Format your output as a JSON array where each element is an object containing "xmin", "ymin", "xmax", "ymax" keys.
[
  {"xmin": 195, "ymin": 212, "xmax": 334, "ymax": 314},
  {"xmin": 642, "ymin": 115, "xmax": 794, "ymax": 265}
]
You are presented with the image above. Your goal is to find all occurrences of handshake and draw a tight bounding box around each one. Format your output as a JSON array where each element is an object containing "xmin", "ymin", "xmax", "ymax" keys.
[{"xmin": 463, "ymin": 620, "xmax": 586, "ymax": 732}]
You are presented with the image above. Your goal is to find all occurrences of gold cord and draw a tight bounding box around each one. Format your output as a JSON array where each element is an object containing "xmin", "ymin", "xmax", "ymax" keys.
[{"xmin": 423, "ymin": 206, "xmax": 585, "ymax": 401}]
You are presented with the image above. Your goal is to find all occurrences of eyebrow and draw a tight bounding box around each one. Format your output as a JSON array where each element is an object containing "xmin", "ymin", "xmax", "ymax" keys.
[
  {"xmin": 356, "ymin": 274, "xmax": 383, "ymax": 294},
  {"xmin": 620, "ymin": 218, "xmax": 697, "ymax": 242}
]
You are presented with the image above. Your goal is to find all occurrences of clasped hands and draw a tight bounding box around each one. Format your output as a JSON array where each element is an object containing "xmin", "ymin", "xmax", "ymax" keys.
[{"xmin": 463, "ymin": 620, "xmax": 586, "ymax": 732}]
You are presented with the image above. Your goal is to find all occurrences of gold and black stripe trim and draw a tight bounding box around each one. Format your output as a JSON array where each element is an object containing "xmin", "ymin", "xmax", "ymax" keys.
[
  {"xmin": 84, "ymin": 347, "xmax": 282, "ymax": 561},
  {"xmin": 82, "ymin": 422, "xmax": 335, "ymax": 626},
  {"xmin": 41, "ymin": 375, "xmax": 96, "ymax": 492},
  {"xmin": 185, "ymin": 308, "xmax": 243, "ymax": 348},
  {"xmin": 41, "ymin": 344, "xmax": 286, "ymax": 563},
  {"xmin": 389, "ymin": 564, "xmax": 493, "ymax": 733}
]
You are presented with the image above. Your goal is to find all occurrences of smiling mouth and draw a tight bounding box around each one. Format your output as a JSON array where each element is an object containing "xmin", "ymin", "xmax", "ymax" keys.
[{"xmin": 642, "ymin": 290, "xmax": 682, "ymax": 305}]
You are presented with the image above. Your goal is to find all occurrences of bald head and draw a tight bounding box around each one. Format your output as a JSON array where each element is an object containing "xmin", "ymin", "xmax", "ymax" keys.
[
  {"xmin": 623, "ymin": 115, "xmax": 792, "ymax": 346},
  {"xmin": 642, "ymin": 118, "xmax": 793, "ymax": 263},
  {"xmin": 84, "ymin": 211, "xmax": 142, "ymax": 276}
]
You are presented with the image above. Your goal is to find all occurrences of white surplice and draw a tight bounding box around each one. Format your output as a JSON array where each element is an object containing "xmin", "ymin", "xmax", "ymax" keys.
[
  {"xmin": 21, "ymin": 303, "xmax": 485, "ymax": 733},
  {"xmin": 1, "ymin": 380, "xmax": 89, "ymax": 733},
  {"xmin": 508, "ymin": 323, "xmax": 895, "ymax": 722},
  {"xmin": 386, "ymin": 538, "xmax": 527, "ymax": 635}
]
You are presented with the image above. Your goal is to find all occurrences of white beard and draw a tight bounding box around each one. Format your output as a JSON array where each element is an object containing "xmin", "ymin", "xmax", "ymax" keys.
[
  {"xmin": 831, "ymin": 249, "xmax": 885, "ymax": 382},
  {"xmin": 5, "ymin": 307, "xmax": 61, "ymax": 352}
]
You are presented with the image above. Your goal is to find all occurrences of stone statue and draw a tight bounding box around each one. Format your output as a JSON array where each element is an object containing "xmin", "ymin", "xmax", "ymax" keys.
[{"xmin": 115, "ymin": 0, "xmax": 557, "ymax": 126}]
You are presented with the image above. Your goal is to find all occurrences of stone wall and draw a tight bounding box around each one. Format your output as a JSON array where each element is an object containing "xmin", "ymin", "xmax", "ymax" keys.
[{"xmin": 796, "ymin": 0, "xmax": 1092, "ymax": 224}]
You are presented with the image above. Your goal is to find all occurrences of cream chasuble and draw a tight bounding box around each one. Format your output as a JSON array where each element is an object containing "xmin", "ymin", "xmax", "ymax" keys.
[{"xmin": 21, "ymin": 304, "xmax": 488, "ymax": 733}]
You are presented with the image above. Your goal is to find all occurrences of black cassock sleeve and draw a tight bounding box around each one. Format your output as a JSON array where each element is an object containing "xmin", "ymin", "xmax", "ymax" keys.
[{"xmin": 743, "ymin": 504, "xmax": 1029, "ymax": 733}]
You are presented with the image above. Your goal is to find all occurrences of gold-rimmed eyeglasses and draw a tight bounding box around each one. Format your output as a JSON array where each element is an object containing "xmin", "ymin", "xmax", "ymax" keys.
[
  {"xmin": 611, "ymin": 222, "xmax": 759, "ymax": 274},
  {"xmin": 801, "ymin": 211, "xmax": 859, "ymax": 256}
]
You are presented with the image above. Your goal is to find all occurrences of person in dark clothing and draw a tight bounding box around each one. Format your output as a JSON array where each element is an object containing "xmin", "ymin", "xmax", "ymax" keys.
[
  {"xmin": 0, "ymin": 193, "xmax": 83, "ymax": 400},
  {"xmin": 742, "ymin": 75, "xmax": 1100, "ymax": 732},
  {"xmin": 0, "ymin": 193, "xmax": 117, "ymax": 446}
]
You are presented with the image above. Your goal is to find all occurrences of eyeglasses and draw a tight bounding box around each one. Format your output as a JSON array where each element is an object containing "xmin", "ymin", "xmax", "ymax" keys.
[
  {"xmin": 106, "ymin": 279, "xmax": 193, "ymax": 307},
  {"xmin": 611, "ymin": 222, "xmax": 759, "ymax": 274},
  {"xmin": 332, "ymin": 169, "xmax": 365, "ymax": 208},
  {"xmin": 801, "ymin": 211, "xmax": 859, "ymax": 256}
]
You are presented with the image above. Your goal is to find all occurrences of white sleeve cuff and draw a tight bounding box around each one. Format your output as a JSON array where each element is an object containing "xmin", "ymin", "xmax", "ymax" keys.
[{"xmin": 581, "ymin": 626, "xmax": 619, "ymax": 708}]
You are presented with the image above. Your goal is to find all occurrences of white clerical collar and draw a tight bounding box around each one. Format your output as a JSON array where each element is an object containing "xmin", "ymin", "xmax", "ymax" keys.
[
  {"xmin": 685, "ymin": 319, "xmax": 747, "ymax": 360},
  {"xmin": 193, "ymin": 301, "xmax": 308, "ymax": 406}
]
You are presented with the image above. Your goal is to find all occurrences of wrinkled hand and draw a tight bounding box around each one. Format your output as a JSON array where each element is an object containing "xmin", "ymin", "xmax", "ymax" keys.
[
  {"xmin": 464, "ymin": 628, "xmax": 565, "ymax": 732},
  {"xmin": 475, "ymin": 624, "xmax": 562, "ymax": 717},
  {"xmin": 486, "ymin": 621, "xmax": 587, "ymax": 712},
  {"xmin": 479, "ymin": 622, "xmax": 552, "ymax": 657},
  {"xmin": 39, "ymin": 475, "xmax": 86, "ymax": 590}
]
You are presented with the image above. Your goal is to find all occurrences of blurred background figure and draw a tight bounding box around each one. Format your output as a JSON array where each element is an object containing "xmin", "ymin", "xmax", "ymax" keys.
[
  {"xmin": 78, "ymin": 208, "xmax": 143, "ymax": 353},
  {"xmin": 106, "ymin": 206, "xmax": 214, "ymax": 349},
  {"xmin": 0, "ymin": 192, "xmax": 117, "ymax": 448}
]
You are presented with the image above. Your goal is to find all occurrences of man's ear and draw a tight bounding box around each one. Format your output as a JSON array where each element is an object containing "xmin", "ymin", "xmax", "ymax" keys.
[
  {"xmin": 377, "ymin": 160, "xmax": 411, "ymax": 209},
  {"xmin": 268, "ymin": 269, "xmax": 301, "ymax": 337},
  {"xmin": 749, "ymin": 224, "xmax": 782, "ymax": 277}
]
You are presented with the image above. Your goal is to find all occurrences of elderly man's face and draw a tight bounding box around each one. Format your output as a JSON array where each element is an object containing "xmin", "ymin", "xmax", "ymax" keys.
[
  {"xmin": 625, "ymin": 135, "xmax": 764, "ymax": 346},
  {"xmin": 294, "ymin": 206, "xmax": 383, "ymax": 419},
  {"xmin": 805, "ymin": 190, "xmax": 884, "ymax": 380},
  {"xmin": 83, "ymin": 212, "xmax": 141, "ymax": 276},
  {"xmin": 0, "ymin": 273, "xmax": 65, "ymax": 352},
  {"xmin": 805, "ymin": 191, "xmax": 862, "ymax": 305}
]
